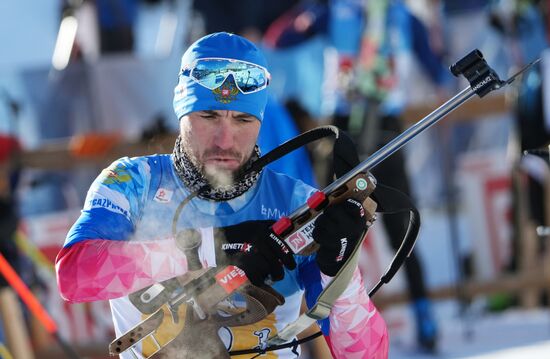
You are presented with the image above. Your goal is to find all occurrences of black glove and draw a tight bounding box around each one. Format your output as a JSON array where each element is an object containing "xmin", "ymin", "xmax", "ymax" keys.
[
  {"xmin": 214, "ymin": 220, "xmax": 296, "ymax": 286},
  {"xmin": 312, "ymin": 198, "xmax": 367, "ymax": 276}
]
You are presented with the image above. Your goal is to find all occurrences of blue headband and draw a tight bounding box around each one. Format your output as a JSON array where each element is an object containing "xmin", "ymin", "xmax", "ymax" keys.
[{"xmin": 173, "ymin": 32, "xmax": 269, "ymax": 122}]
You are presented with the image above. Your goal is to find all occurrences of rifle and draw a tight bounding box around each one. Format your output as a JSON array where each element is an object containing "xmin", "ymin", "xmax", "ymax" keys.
[{"xmin": 110, "ymin": 50, "xmax": 539, "ymax": 357}]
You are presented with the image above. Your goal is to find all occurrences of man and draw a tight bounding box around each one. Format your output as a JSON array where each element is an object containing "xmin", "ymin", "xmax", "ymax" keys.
[{"xmin": 56, "ymin": 32, "xmax": 388, "ymax": 358}]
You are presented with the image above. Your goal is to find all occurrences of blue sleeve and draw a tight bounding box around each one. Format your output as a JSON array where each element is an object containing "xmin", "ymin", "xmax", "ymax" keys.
[
  {"xmin": 65, "ymin": 208, "xmax": 134, "ymax": 247},
  {"xmin": 63, "ymin": 157, "xmax": 151, "ymax": 247}
]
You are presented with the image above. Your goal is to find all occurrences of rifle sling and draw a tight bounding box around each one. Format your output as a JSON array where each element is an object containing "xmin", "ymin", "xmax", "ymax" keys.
[{"xmin": 266, "ymin": 223, "xmax": 369, "ymax": 346}]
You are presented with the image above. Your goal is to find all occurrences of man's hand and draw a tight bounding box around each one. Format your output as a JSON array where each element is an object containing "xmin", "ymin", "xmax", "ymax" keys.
[
  {"xmin": 215, "ymin": 220, "xmax": 296, "ymax": 286},
  {"xmin": 312, "ymin": 198, "xmax": 367, "ymax": 276}
]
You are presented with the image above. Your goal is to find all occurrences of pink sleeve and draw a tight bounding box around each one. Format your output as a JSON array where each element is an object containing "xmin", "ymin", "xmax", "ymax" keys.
[
  {"xmin": 323, "ymin": 269, "xmax": 389, "ymax": 359},
  {"xmin": 55, "ymin": 239, "xmax": 188, "ymax": 303}
]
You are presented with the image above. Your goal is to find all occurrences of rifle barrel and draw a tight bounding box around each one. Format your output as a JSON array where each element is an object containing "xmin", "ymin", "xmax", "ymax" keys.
[{"xmin": 327, "ymin": 86, "xmax": 475, "ymax": 192}]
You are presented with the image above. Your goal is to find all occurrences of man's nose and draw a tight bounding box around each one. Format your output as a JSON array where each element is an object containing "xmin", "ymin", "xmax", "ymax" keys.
[{"xmin": 213, "ymin": 121, "xmax": 234, "ymax": 149}]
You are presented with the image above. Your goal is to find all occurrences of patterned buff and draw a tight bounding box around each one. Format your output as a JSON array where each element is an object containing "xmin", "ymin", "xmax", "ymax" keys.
[{"xmin": 172, "ymin": 135, "xmax": 261, "ymax": 201}]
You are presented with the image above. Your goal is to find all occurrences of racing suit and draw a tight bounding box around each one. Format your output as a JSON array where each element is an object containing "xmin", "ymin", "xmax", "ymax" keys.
[{"xmin": 56, "ymin": 154, "xmax": 388, "ymax": 358}]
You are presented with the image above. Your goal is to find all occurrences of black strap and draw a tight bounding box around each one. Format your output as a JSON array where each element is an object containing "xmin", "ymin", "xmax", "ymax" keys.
[
  {"xmin": 228, "ymin": 331, "xmax": 323, "ymax": 356},
  {"xmin": 332, "ymin": 129, "xmax": 360, "ymax": 179},
  {"xmin": 368, "ymin": 184, "xmax": 421, "ymax": 296},
  {"xmin": 246, "ymin": 125, "xmax": 341, "ymax": 174}
]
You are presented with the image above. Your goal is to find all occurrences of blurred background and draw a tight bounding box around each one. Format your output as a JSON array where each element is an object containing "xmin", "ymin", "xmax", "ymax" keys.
[{"xmin": 1, "ymin": 0, "xmax": 550, "ymax": 358}]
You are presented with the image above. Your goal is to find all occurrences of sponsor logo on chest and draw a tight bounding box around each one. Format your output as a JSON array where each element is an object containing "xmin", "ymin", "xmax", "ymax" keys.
[{"xmin": 154, "ymin": 188, "xmax": 173, "ymax": 203}]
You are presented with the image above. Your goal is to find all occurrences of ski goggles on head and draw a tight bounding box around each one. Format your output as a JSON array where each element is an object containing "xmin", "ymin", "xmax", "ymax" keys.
[{"xmin": 181, "ymin": 57, "xmax": 271, "ymax": 94}]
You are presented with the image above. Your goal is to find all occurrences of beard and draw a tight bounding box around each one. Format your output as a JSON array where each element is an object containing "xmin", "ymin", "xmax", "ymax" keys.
[
  {"xmin": 203, "ymin": 164, "xmax": 235, "ymax": 189},
  {"xmin": 172, "ymin": 135, "xmax": 262, "ymax": 201},
  {"xmin": 179, "ymin": 139, "xmax": 253, "ymax": 190}
]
